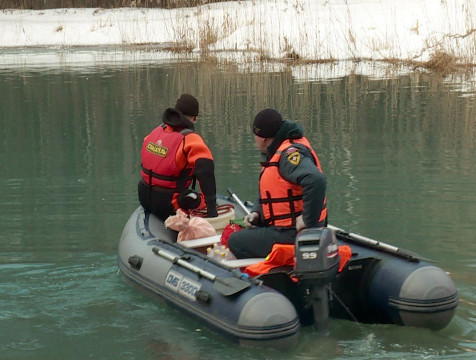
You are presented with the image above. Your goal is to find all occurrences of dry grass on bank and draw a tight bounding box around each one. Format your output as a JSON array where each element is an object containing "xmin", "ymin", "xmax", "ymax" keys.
[
  {"xmin": 2, "ymin": 0, "xmax": 475, "ymax": 76},
  {"xmin": 388, "ymin": 51, "xmax": 475, "ymax": 75},
  {"xmin": 157, "ymin": 0, "xmax": 476, "ymax": 75},
  {"xmin": 419, "ymin": 51, "xmax": 460, "ymax": 73},
  {"xmin": 0, "ymin": 0, "xmax": 227, "ymax": 9}
]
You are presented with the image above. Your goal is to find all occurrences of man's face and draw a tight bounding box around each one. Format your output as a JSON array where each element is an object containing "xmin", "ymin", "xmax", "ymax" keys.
[{"xmin": 255, "ymin": 135, "xmax": 269, "ymax": 154}]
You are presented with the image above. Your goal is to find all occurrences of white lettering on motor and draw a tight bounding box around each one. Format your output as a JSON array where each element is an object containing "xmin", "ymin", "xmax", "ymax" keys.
[{"xmin": 301, "ymin": 252, "xmax": 317, "ymax": 259}]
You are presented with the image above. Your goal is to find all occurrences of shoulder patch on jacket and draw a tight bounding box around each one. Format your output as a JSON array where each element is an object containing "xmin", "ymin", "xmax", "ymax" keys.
[{"xmin": 286, "ymin": 150, "xmax": 301, "ymax": 165}]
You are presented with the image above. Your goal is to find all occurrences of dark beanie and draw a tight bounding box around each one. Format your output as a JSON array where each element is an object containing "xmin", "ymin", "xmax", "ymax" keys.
[
  {"xmin": 253, "ymin": 109, "xmax": 283, "ymax": 138},
  {"xmin": 175, "ymin": 94, "xmax": 199, "ymax": 117}
]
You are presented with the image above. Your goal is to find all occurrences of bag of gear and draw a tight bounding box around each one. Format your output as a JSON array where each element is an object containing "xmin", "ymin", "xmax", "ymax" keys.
[{"xmin": 165, "ymin": 209, "xmax": 217, "ymax": 242}]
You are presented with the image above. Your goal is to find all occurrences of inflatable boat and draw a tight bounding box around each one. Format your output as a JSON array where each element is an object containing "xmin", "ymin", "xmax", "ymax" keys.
[{"xmin": 117, "ymin": 195, "xmax": 458, "ymax": 348}]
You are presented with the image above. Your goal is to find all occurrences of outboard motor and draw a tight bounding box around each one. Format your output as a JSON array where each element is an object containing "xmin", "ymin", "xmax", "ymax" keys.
[{"xmin": 293, "ymin": 227, "xmax": 340, "ymax": 334}]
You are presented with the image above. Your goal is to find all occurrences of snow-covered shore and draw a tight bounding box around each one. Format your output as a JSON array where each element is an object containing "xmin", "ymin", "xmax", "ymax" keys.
[
  {"xmin": 1, "ymin": 0, "xmax": 475, "ymax": 62},
  {"xmin": 0, "ymin": 0, "xmax": 475, "ymax": 91}
]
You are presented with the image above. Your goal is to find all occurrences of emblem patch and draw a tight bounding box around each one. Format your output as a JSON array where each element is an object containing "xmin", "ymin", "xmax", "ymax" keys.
[
  {"xmin": 287, "ymin": 151, "xmax": 301, "ymax": 165},
  {"xmin": 146, "ymin": 142, "xmax": 168, "ymax": 157}
]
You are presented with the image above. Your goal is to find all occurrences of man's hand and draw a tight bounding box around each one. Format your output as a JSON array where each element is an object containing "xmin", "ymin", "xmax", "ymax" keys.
[
  {"xmin": 244, "ymin": 212, "xmax": 260, "ymax": 228},
  {"xmin": 296, "ymin": 215, "xmax": 306, "ymax": 232}
]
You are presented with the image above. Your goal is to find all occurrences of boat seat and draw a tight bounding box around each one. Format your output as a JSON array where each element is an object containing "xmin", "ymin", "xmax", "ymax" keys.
[
  {"xmin": 180, "ymin": 235, "xmax": 221, "ymax": 249},
  {"xmin": 221, "ymin": 258, "xmax": 266, "ymax": 268},
  {"xmin": 180, "ymin": 236, "xmax": 266, "ymax": 268}
]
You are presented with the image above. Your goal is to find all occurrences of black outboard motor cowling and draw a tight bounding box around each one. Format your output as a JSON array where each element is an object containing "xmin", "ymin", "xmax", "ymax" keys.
[
  {"xmin": 294, "ymin": 228, "xmax": 340, "ymax": 280},
  {"xmin": 293, "ymin": 227, "xmax": 340, "ymax": 334}
]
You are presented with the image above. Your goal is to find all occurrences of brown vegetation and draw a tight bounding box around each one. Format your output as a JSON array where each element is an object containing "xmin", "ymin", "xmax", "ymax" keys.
[
  {"xmin": 0, "ymin": 0, "xmax": 227, "ymax": 9},
  {"xmin": 421, "ymin": 51, "xmax": 459, "ymax": 73},
  {"xmin": 2, "ymin": 0, "xmax": 474, "ymax": 75},
  {"xmin": 405, "ymin": 51, "xmax": 474, "ymax": 75}
]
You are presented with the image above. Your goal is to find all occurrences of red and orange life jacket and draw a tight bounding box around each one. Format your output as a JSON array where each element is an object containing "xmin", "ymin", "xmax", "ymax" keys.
[
  {"xmin": 140, "ymin": 125, "xmax": 193, "ymax": 190},
  {"xmin": 259, "ymin": 137, "xmax": 327, "ymax": 228}
]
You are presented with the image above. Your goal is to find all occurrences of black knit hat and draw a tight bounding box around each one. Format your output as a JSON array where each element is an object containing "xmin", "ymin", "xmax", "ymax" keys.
[
  {"xmin": 175, "ymin": 94, "xmax": 199, "ymax": 117},
  {"xmin": 253, "ymin": 109, "xmax": 283, "ymax": 138}
]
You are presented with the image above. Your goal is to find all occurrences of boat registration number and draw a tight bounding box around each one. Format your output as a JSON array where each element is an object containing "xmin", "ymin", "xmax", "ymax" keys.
[{"xmin": 165, "ymin": 269, "xmax": 201, "ymax": 302}]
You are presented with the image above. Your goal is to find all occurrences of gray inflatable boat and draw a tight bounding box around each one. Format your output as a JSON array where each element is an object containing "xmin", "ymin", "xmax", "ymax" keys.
[{"xmin": 118, "ymin": 197, "xmax": 458, "ymax": 348}]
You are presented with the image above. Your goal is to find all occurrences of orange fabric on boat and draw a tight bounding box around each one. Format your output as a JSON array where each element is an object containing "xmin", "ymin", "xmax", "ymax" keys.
[
  {"xmin": 337, "ymin": 245, "xmax": 352, "ymax": 272},
  {"xmin": 245, "ymin": 244, "xmax": 295, "ymax": 277},
  {"xmin": 244, "ymin": 243, "xmax": 352, "ymax": 277}
]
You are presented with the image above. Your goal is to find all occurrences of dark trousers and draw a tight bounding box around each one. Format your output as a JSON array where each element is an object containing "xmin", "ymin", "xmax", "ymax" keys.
[
  {"xmin": 138, "ymin": 180, "xmax": 202, "ymax": 221},
  {"xmin": 138, "ymin": 180, "xmax": 174, "ymax": 222},
  {"xmin": 228, "ymin": 226, "xmax": 297, "ymax": 259}
]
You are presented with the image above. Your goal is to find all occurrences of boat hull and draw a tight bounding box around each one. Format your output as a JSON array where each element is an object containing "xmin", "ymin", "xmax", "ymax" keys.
[
  {"xmin": 329, "ymin": 241, "xmax": 458, "ymax": 329},
  {"xmin": 118, "ymin": 207, "xmax": 301, "ymax": 348},
  {"xmin": 118, "ymin": 199, "xmax": 458, "ymax": 345}
]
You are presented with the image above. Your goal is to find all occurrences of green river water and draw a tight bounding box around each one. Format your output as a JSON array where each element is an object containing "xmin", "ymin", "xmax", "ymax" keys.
[{"xmin": 0, "ymin": 56, "xmax": 475, "ymax": 359}]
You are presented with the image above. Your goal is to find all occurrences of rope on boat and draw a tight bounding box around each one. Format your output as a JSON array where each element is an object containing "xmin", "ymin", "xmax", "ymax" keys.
[{"xmin": 189, "ymin": 203, "xmax": 235, "ymax": 218}]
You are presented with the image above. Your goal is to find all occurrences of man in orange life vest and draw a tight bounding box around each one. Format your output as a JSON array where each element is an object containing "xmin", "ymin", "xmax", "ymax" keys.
[
  {"xmin": 138, "ymin": 94, "xmax": 218, "ymax": 221},
  {"xmin": 228, "ymin": 108, "xmax": 327, "ymax": 259}
]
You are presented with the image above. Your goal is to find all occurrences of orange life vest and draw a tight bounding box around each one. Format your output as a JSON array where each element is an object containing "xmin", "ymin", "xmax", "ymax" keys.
[
  {"xmin": 244, "ymin": 243, "xmax": 352, "ymax": 277},
  {"xmin": 259, "ymin": 137, "xmax": 327, "ymax": 228},
  {"xmin": 140, "ymin": 125, "xmax": 193, "ymax": 190}
]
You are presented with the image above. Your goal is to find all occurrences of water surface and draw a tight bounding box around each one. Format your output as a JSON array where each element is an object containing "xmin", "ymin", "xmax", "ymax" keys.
[{"xmin": 0, "ymin": 57, "xmax": 475, "ymax": 359}]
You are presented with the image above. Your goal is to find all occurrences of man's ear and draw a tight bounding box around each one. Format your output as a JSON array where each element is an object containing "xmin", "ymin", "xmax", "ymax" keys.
[{"xmin": 264, "ymin": 137, "xmax": 274, "ymax": 146}]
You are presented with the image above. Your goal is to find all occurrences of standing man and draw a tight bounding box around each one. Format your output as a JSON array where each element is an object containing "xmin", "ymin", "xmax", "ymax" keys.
[
  {"xmin": 138, "ymin": 94, "xmax": 218, "ymax": 221},
  {"xmin": 228, "ymin": 108, "xmax": 327, "ymax": 259}
]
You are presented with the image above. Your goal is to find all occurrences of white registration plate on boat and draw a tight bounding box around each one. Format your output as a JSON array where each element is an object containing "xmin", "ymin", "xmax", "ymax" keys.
[{"xmin": 165, "ymin": 269, "xmax": 201, "ymax": 301}]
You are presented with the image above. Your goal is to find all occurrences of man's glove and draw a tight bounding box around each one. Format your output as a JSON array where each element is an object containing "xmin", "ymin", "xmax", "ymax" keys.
[
  {"xmin": 244, "ymin": 211, "xmax": 260, "ymax": 228},
  {"xmin": 296, "ymin": 215, "xmax": 306, "ymax": 232}
]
